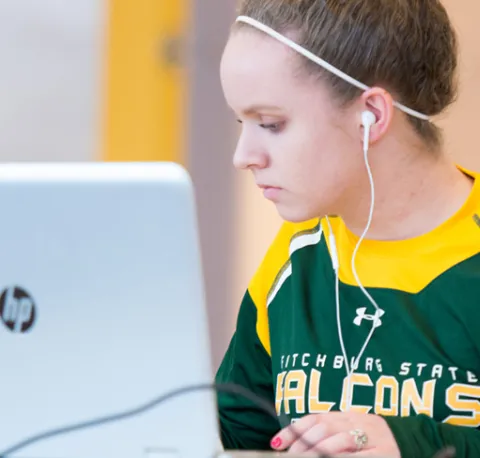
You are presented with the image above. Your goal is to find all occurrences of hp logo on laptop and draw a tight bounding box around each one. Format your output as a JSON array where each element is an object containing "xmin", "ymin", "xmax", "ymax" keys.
[{"xmin": 0, "ymin": 286, "xmax": 36, "ymax": 333}]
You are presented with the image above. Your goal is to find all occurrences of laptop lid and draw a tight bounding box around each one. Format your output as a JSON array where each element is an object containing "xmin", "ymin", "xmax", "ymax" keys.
[{"xmin": 0, "ymin": 162, "xmax": 220, "ymax": 458}]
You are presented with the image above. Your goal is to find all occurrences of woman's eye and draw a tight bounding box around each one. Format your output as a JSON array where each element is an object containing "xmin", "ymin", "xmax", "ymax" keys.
[{"xmin": 259, "ymin": 122, "xmax": 283, "ymax": 133}]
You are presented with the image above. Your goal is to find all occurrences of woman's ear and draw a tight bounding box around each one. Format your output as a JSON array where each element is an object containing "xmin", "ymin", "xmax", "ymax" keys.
[{"xmin": 359, "ymin": 87, "xmax": 395, "ymax": 145}]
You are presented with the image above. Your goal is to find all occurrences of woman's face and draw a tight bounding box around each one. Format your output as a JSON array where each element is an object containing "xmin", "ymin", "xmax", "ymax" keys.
[{"xmin": 220, "ymin": 29, "xmax": 366, "ymax": 222}]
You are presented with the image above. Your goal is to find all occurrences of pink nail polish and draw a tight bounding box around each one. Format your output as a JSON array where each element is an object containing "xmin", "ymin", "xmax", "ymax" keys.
[{"xmin": 271, "ymin": 437, "xmax": 282, "ymax": 449}]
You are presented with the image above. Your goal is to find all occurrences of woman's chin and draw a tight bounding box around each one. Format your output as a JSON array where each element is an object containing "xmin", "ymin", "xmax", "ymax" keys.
[{"xmin": 275, "ymin": 204, "xmax": 320, "ymax": 224}]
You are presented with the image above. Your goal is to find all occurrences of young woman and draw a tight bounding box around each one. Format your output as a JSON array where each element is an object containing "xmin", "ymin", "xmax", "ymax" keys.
[{"xmin": 215, "ymin": 0, "xmax": 480, "ymax": 457}]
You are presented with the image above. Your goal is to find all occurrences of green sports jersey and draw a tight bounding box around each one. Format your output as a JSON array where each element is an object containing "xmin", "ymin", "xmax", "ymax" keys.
[{"xmin": 216, "ymin": 167, "xmax": 480, "ymax": 457}]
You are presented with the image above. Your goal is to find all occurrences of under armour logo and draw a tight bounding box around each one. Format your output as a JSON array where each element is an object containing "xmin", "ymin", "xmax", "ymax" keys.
[{"xmin": 353, "ymin": 307, "xmax": 385, "ymax": 328}]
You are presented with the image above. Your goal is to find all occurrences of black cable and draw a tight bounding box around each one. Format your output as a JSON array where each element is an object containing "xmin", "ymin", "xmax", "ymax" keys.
[
  {"xmin": 0, "ymin": 382, "xmax": 457, "ymax": 458},
  {"xmin": 0, "ymin": 382, "xmax": 325, "ymax": 458}
]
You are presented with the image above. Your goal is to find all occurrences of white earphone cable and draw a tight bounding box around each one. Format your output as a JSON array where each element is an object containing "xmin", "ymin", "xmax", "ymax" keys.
[
  {"xmin": 352, "ymin": 122, "xmax": 380, "ymax": 314},
  {"xmin": 325, "ymin": 118, "xmax": 382, "ymax": 411}
]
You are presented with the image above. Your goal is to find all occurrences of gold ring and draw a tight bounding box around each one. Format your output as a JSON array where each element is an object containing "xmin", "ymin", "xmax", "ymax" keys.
[{"xmin": 349, "ymin": 429, "xmax": 368, "ymax": 451}]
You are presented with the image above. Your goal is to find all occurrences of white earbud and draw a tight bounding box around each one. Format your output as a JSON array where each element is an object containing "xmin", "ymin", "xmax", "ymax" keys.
[
  {"xmin": 361, "ymin": 110, "xmax": 376, "ymax": 152},
  {"xmin": 361, "ymin": 110, "xmax": 376, "ymax": 129}
]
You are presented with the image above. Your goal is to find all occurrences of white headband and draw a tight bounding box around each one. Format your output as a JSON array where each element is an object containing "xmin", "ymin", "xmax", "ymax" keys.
[{"xmin": 236, "ymin": 15, "xmax": 429, "ymax": 122}]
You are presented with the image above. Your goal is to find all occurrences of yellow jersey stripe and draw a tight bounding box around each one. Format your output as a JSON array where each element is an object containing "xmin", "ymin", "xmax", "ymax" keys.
[
  {"xmin": 322, "ymin": 169, "xmax": 480, "ymax": 293},
  {"xmin": 248, "ymin": 219, "xmax": 319, "ymax": 355}
]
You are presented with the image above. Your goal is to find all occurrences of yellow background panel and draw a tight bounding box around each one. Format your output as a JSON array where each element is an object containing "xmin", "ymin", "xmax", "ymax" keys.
[{"xmin": 101, "ymin": 0, "xmax": 187, "ymax": 164}]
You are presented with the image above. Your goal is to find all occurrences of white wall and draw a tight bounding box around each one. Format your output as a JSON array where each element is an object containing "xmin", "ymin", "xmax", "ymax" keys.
[
  {"xmin": 0, "ymin": 1, "xmax": 106, "ymax": 162},
  {"xmin": 439, "ymin": 0, "xmax": 480, "ymax": 170}
]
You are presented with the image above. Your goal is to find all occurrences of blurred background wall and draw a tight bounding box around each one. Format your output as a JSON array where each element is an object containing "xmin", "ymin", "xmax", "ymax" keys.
[{"xmin": 0, "ymin": 0, "xmax": 478, "ymax": 371}]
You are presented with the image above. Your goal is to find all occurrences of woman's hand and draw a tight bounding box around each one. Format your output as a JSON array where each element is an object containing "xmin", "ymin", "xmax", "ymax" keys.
[{"xmin": 270, "ymin": 412, "xmax": 401, "ymax": 457}]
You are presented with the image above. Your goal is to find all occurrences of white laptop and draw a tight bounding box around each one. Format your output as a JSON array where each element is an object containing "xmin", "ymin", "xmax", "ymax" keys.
[{"xmin": 0, "ymin": 162, "xmax": 220, "ymax": 458}]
